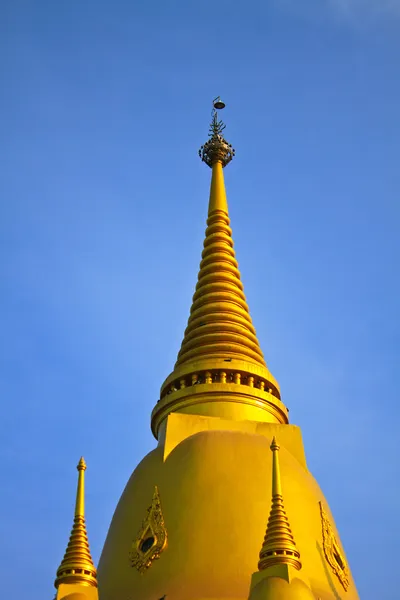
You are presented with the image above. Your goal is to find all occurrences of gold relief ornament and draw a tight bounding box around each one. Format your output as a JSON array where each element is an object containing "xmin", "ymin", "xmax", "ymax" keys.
[
  {"xmin": 129, "ymin": 486, "xmax": 167, "ymax": 573},
  {"xmin": 319, "ymin": 502, "xmax": 350, "ymax": 591}
]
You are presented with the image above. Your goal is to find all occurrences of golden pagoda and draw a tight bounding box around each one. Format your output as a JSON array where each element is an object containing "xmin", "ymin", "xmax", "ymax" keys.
[{"xmin": 54, "ymin": 99, "xmax": 359, "ymax": 600}]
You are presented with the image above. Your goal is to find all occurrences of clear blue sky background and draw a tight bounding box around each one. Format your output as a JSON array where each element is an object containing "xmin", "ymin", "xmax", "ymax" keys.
[{"xmin": 1, "ymin": 1, "xmax": 399, "ymax": 599}]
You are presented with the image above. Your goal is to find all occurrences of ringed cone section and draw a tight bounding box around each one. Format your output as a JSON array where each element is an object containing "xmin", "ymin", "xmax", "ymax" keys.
[
  {"xmin": 175, "ymin": 161, "xmax": 267, "ymax": 369},
  {"xmin": 55, "ymin": 458, "xmax": 98, "ymax": 589},
  {"xmin": 258, "ymin": 438, "xmax": 301, "ymax": 572}
]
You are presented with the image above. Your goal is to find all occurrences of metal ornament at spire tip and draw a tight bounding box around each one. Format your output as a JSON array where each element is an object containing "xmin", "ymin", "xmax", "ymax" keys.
[
  {"xmin": 213, "ymin": 96, "xmax": 226, "ymax": 110},
  {"xmin": 77, "ymin": 456, "xmax": 87, "ymax": 471},
  {"xmin": 199, "ymin": 97, "xmax": 235, "ymax": 168},
  {"xmin": 270, "ymin": 437, "xmax": 280, "ymax": 452}
]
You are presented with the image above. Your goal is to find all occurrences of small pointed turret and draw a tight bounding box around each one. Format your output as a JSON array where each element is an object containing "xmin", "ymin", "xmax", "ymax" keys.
[
  {"xmin": 151, "ymin": 99, "xmax": 288, "ymax": 437},
  {"xmin": 258, "ymin": 438, "xmax": 301, "ymax": 571},
  {"xmin": 55, "ymin": 457, "xmax": 97, "ymax": 589}
]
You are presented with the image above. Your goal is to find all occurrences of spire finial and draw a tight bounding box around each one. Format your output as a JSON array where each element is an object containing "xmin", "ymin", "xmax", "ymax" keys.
[
  {"xmin": 258, "ymin": 438, "xmax": 302, "ymax": 572},
  {"xmin": 199, "ymin": 97, "xmax": 235, "ymax": 167},
  {"xmin": 55, "ymin": 458, "xmax": 97, "ymax": 589},
  {"xmin": 270, "ymin": 436, "xmax": 280, "ymax": 451}
]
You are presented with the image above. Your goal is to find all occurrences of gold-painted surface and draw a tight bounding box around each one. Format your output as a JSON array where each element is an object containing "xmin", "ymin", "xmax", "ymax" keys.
[
  {"xmin": 258, "ymin": 437, "xmax": 301, "ymax": 571},
  {"xmin": 97, "ymin": 415, "xmax": 359, "ymax": 600},
  {"xmin": 161, "ymin": 412, "xmax": 307, "ymax": 467},
  {"xmin": 55, "ymin": 458, "xmax": 97, "ymax": 589},
  {"xmin": 250, "ymin": 568, "xmax": 316, "ymax": 600},
  {"xmin": 129, "ymin": 486, "xmax": 167, "ymax": 573},
  {"xmin": 319, "ymin": 502, "xmax": 350, "ymax": 591},
  {"xmin": 56, "ymin": 584, "xmax": 98, "ymax": 600}
]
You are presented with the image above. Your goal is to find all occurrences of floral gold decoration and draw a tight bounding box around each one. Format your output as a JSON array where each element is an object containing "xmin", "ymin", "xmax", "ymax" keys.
[
  {"xmin": 129, "ymin": 486, "xmax": 167, "ymax": 573},
  {"xmin": 319, "ymin": 502, "xmax": 350, "ymax": 591}
]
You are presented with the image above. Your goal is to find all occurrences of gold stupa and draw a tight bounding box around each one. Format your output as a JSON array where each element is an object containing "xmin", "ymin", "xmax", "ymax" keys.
[{"xmin": 54, "ymin": 99, "xmax": 359, "ymax": 600}]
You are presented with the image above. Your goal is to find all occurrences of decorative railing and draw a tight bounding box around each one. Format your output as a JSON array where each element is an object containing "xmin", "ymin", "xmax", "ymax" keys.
[{"xmin": 159, "ymin": 369, "xmax": 280, "ymax": 403}]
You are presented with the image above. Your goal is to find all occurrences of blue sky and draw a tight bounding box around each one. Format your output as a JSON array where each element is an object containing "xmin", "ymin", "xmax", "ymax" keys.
[{"xmin": 1, "ymin": 1, "xmax": 399, "ymax": 598}]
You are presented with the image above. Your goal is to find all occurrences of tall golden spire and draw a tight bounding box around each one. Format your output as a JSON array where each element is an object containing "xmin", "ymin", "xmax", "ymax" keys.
[
  {"xmin": 151, "ymin": 99, "xmax": 288, "ymax": 437},
  {"xmin": 176, "ymin": 110, "xmax": 259, "ymax": 369},
  {"xmin": 55, "ymin": 457, "xmax": 98, "ymax": 589},
  {"xmin": 258, "ymin": 437, "xmax": 301, "ymax": 571}
]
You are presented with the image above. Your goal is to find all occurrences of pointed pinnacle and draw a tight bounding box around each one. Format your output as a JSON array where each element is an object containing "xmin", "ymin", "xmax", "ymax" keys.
[
  {"xmin": 77, "ymin": 456, "xmax": 87, "ymax": 471},
  {"xmin": 55, "ymin": 458, "xmax": 97, "ymax": 589},
  {"xmin": 258, "ymin": 438, "xmax": 302, "ymax": 572},
  {"xmin": 270, "ymin": 436, "xmax": 280, "ymax": 452}
]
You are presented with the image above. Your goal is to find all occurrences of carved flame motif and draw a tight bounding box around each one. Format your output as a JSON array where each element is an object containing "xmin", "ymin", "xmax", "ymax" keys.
[
  {"xmin": 319, "ymin": 502, "xmax": 350, "ymax": 591},
  {"xmin": 129, "ymin": 486, "xmax": 167, "ymax": 573}
]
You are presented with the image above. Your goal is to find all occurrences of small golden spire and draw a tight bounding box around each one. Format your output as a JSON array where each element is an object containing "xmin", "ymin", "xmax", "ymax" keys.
[
  {"xmin": 55, "ymin": 458, "xmax": 97, "ymax": 589},
  {"xmin": 258, "ymin": 437, "xmax": 302, "ymax": 571}
]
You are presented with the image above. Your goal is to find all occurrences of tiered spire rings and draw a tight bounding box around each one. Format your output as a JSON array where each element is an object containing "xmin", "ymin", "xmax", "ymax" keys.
[
  {"xmin": 258, "ymin": 438, "xmax": 302, "ymax": 571},
  {"xmin": 55, "ymin": 458, "xmax": 98, "ymax": 589}
]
